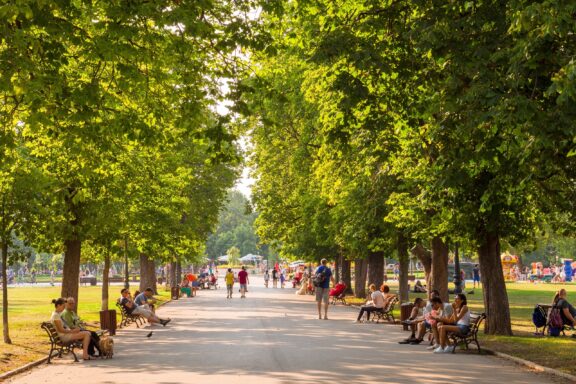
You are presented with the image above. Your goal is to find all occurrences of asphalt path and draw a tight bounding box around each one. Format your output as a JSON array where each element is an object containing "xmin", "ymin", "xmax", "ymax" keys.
[{"xmin": 8, "ymin": 277, "xmax": 557, "ymax": 384}]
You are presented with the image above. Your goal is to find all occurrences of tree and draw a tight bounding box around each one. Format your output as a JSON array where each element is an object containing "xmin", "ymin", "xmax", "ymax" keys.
[{"xmin": 227, "ymin": 246, "xmax": 240, "ymax": 266}]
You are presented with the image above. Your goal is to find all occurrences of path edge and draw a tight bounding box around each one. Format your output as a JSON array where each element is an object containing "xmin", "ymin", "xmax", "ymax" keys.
[
  {"xmin": 483, "ymin": 348, "xmax": 576, "ymax": 383},
  {"xmin": 0, "ymin": 297, "xmax": 174, "ymax": 382}
]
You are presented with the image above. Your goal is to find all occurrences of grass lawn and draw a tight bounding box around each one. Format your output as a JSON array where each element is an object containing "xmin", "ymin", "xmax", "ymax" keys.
[
  {"xmin": 0, "ymin": 285, "xmax": 170, "ymax": 374},
  {"xmin": 347, "ymin": 281, "xmax": 576, "ymax": 375}
]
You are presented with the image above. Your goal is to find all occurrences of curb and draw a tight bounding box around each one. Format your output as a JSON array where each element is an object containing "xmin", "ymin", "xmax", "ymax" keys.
[
  {"xmin": 483, "ymin": 348, "xmax": 576, "ymax": 383},
  {"xmin": 0, "ymin": 357, "xmax": 48, "ymax": 382},
  {"xmin": 0, "ymin": 296, "xmax": 174, "ymax": 382}
]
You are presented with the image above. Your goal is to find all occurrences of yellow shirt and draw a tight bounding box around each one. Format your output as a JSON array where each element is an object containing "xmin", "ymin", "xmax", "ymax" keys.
[{"xmin": 225, "ymin": 272, "xmax": 234, "ymax": 285}]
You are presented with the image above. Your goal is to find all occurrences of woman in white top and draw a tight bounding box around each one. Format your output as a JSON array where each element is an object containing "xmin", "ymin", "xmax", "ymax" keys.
[
  {"xmin": 355, "ymin": 284, "xmax": 386, "ymax": 322},
  {"xmin": 50, "ymin": 298, "xmax": 92, "ymax": 360},
  {"xmin": 432, "ymin": 293, "xmax": 470, "ymax": 353}
]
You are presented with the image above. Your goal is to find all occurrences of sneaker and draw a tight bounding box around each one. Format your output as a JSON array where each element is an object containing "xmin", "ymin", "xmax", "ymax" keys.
[
  {"xmin": 427, "ymin": 344, "xmax": 440, "ymax": 350},
  {"xmin": 161, "ymin": 319, "xmax": 171, "ymax": 327},
  {"xmin": 433, "ymin": 346, "xmax": 444, "ymax": 353},
  {"xmin": 444, "ymin": 345, "xmax": 455, "ymax": 353},
  {"xmin": 409, "ymin": 339, "xmax": 423, "ymax": 345}
]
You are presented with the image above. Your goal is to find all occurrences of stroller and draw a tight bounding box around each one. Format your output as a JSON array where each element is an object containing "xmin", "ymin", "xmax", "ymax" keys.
[{"xmin": 329, "ymin": 283, "xmax": 347, "ymax": 305}]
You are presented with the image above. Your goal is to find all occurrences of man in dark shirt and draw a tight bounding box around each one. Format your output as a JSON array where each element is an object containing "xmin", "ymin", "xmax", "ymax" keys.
[
  {"xmin": 555, "ymin": 289, "xmax": 576, "ymax": 326},
  {"xmin": 120, "ymin": 288, "xmax": 170, "ymax": 326}
]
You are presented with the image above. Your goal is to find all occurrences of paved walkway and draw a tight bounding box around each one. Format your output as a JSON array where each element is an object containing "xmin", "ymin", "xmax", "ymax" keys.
[{"xmin": 8, "ymin": 278, "xmax": 557, "ymax": 384}]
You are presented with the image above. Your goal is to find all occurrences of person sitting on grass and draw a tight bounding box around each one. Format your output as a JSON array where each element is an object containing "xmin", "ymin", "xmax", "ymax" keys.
[
  {"xmin": 398, "ymin": 298, "xmax": 426, "ymax": 344},
  {"xmin": 50, "ymin": 298, "xmax": 93, "ymax": 361},
  {"xmin": 120, "ymin": 288, "xmax": 170, "ymax": 326},
  {"xmin": 355, "ymin": 284, "xmax": 385, "ymax": 323},
  {"xmin": 413, "ymin": 280, "xmax": 427, "ymax": 293},
  {"xmin": 553, "ymin": 289, "xmax": 576, "ymax": 327},
  {"xmin": 433, "ymin": 293, "xmax": 470, "ymax": 353}
]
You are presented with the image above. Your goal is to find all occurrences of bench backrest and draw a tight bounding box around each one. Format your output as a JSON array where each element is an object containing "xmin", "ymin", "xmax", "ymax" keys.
[
  {"xmin": 116, "ymin": 300, "xmax": 130, "ymax": 316},
  {"xmin": 468, "ymin": 312, "xmax": 486, "ymax": 334},
  {"xmin": 385, "ymin": 296, "xmax": 399, "ymax": 312},
  {"xmin": 41, "ymin": 321, "xmax": 62, "ymax": 344}
]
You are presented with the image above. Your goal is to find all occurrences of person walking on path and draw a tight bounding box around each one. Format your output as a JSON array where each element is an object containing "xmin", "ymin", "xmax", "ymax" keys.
[
  {"xmin": 473, "ymin": 264, "xmax": 481, "ymax": 288},
  {"xmin": 314, "ymin": 259, "xmax": 334, "ymax": 320},
  {"xmin": 264, "ymin": 269, "xmax": 270, "ymax": 287},
  {"xmin": 238, "ymin": 266, "xmax": 249, "ymax": 298},
  {"xmin": 225, "ymin": 268, "xmax": 235, "ymax": 299},
  {"xmin": 272, "ymin": 268, "xmax": 278, "ymax": 288}
]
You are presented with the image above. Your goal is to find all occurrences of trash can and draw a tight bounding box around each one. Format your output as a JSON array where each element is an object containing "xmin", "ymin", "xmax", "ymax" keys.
[
  {"xmin": 171, "ymin": 286, "xmax": 180, "ymax": 300},
  {"xmin": 400, "ymin": 303, "xmax": 414, "ymax": 331},
  {"xmin": 100, "ymin": 309, "xmax": 117, "ymax": 336}
]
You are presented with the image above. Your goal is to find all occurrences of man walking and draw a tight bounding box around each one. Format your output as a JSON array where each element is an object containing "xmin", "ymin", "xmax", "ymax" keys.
[
  {"xmin": 225, "ymin": 268, "xmax": 235, "ymax": 299},
  {"xmin": 238, "ymin": 266, "xmax": 249, "ymax": 298},
  {"xmin": 314, "ymin": 259, "xmax": 334, "ymax": 320}
]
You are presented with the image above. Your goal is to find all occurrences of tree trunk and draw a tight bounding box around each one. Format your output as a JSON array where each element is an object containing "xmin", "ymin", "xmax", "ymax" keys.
[
  {"xmin": 61, "ymin": 238, "xmax": 81, "ymax": 308},
  {"xmin": 411, "ymin": 243, "xmax": 432, "ymax": 288},
  {"xmin": 354, "ymin": 258, "xmax": 368, "ymax": 299},
  {"xmin": 335, "ymin": 253, "xmax": 341, "ymax": 283},
  {"xmin": 139, "ymin": 253, "xmax": 157, "ymax": 294},
  {"xmin": 341, "ymin": 257, "xmax": 353, "ymax": 295},
  {"xmin": 397, "ymin": 234, "xmax": 410, "ymax": 303},
  {"xmin": 176, "ymin": 260, "xmax": 182, "ymax": 286},
  {"xmin": 430, "ymin": 237, "xmax": 449, "ymax": 302},
  {"xmin": 123, "ymin": 237, "xmax": 130, "ymax": 290},
  {"xmin": 478, "ymin": 232, "xmax": 512, "ymax": 335},
  {"xmin": 2, "ymin": 241, "xmax": 12, "ymax": 344},
  {"xmin": 367, "ymin": 251, "xmax": 384, "ymax": 288},
  {"xmin": 170, "ymin": 262, "xmax": 178, "ymax": 288},
  {"xmin": 101, "ymin": 250, "xmax": 110, "ymax": 311}
]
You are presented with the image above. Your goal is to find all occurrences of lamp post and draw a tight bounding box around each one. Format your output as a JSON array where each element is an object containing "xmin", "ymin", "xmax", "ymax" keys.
[{"xmin": 453, "ymin": 243, "xmax": 462, "ymax": 294}]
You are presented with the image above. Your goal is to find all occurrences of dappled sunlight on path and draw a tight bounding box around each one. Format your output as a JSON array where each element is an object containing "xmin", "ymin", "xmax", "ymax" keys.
[{"xmin": 7, "ymin": 277, "xmax": 557, "ymax": 384}]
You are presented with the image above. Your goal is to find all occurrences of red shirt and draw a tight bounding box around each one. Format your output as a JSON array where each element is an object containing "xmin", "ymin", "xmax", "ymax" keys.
[{"xmin": 238, "ymin": 270, "xmax": 248, "ymax": 284}]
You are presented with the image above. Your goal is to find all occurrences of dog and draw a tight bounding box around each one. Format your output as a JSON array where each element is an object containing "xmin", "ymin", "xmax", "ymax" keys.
[{"xmin": 98, "ymin": 336, "xmax": 114, "ymax": 359}]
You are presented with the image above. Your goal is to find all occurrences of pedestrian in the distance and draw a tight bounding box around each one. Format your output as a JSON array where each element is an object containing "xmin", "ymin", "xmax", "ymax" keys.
[
  {"xmin": 238, "ymin": 266, "xmax": 249, "ymax": 298},
  {"xmin": 314, "ymin": 259, "xmax": 334, "ymax": 320},
  {"xmin": 264, "ymin": 269, "xmax": 270, "ymax": 288},
  {"xmin": 280, "ymin": 270, "xmax": 285, "ymax": 288},
  {"xmin": 472, "ymin": 264, "xmax": 481, "ymax": 288},
  {"xmin": 225, "ymin": 268, "xmax": 235, "ymax": 299},
  {"xmin": 272, "ymin": 268, "xmax": 278, "ymax": 288}
]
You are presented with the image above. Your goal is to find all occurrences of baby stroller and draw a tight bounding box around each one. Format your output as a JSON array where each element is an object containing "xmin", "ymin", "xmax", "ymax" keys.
[{"xmin": 329, "ymin": 283, "xmax": 347, "ymax": 305}]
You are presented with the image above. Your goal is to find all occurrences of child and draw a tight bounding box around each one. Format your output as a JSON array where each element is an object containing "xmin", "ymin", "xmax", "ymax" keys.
[{"xmin": 225, "ymin": 268, "xmax": 234, "ymax": 299}]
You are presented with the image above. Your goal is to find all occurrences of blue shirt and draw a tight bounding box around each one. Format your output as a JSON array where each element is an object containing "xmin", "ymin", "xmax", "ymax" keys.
[
  {"xmin": 134, "ymin": 292, "xmax": 148, "ymax": 306},
  {"xmin": 315, "ymin": 265, "xmax": 332, "ymax": 289}
]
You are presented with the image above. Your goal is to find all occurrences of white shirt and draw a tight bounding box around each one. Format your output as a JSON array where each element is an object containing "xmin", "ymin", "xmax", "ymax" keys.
[{"xmin": 371, "ymin": 291, "xmax": 385, "ymax": 309}]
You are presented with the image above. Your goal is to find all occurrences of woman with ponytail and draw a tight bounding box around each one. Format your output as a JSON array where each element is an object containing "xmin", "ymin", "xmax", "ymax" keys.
[{"xmin": 50, "ymin": 298, "xmax": 92, "ymax": 360}]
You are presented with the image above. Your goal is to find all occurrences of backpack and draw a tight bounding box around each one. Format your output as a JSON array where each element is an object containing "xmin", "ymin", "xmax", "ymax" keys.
[
  {"xmin": 548, "ymin": 306, "xmax": 564, "ymax": 329},
  {"xmin": 313, "ymin": 268, "xmax": 327, "ymax": 287},
  {"xmin": 531, "ymin": 305, "xmax": 547, "ymax": 328}
]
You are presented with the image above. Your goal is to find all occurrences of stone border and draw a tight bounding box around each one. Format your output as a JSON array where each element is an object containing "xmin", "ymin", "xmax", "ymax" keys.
[
  {"xmin": 0, "ymin": 356, "xmax": 48, "ymax": 381},
  {"xmin": 0, "ymin": 296, "xmax": 174, "ymax": 382},
  {"xmin": 483, "ymin": 348, "xmax": 576, "ymax": 383}
]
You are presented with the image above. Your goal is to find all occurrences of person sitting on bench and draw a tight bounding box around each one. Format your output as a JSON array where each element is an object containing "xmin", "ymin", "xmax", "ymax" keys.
[
  {"xmin": 380, "ymin": 284, "xmax": 397, "ymax": 307},
  {"xmin": 553, "ymin": 289, "xmax": 576, "ymax": 327},
  {"xmin": 180, "ymin": 278, "xmax": 192, "ymax": 297},
  {"xmin": 49, "ymin": 298, "xmax": 92, "ymax": 360},
  {"xmin": 134, "ymin": 287, "xmax": 158, "ymax": 312},
  {"xmin": 434, "ymin": 293, "xmax": 470, "ymax": 353},
  {"xmin": 120, "ymin": 288, "xmax": 170, "ymax": 326},
  {"xmin": 355, "ymin": 284, "xmax": 385, "ymax": 323}
]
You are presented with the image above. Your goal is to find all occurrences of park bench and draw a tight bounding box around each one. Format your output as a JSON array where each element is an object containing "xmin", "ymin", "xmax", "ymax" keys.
[
  {"xmin": 372, "ymin": 296, "xmax": 399, "ymax": 324},
  {"xmin": 448, "ymin": 312, "xmax": 486, "ymax": 353},
  {"xmin": 41, "ymin": 322, "xmax": 83, "ymax": 363},
  {"xmin": 116, "ymin": 300, "xmax": 145, "ymax": 328}
]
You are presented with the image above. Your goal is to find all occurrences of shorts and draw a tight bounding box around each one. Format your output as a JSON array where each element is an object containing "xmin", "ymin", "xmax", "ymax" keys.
[
  {"xmin": 315, "ymin": 287, "xmax": 329, "ymax": 303},
  {"xmin": 226, "ymin": 284, "xmax": 233, "ymax": 290},
  {"xmin": 133, "ymin": 305, "xmax": 153, "ymax": 318},
  {"xmin": 58, "ymin": 332, "xmax": 74, "ymax": 343},
  {"xmin": 473, "ymin": 276, "xmax": 480, "ymax": 282},
  {"xmin": 457, "ymin": 324, "xmax": 470, "ymax": 334},
  {"xmin": 192, "ymin": 281, "xmax": 200, "ymax": 287},
  {"xmin": 424, "ymin": 320, "xmax": 432, "ymax": 329},
  {"xmin": 240, "ymin": 284, "xmax": 247, "ymax": 290}
]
